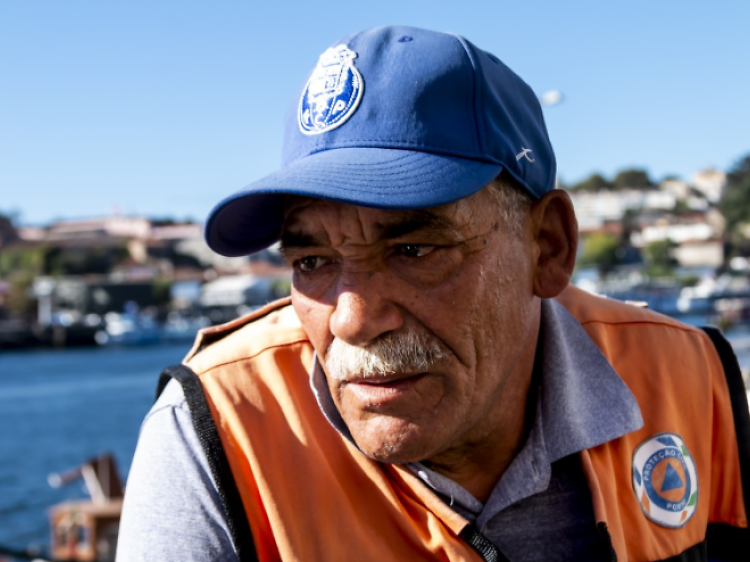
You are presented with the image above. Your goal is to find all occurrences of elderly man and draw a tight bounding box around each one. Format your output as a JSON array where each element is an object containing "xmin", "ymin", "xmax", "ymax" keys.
[{"xmin": 117, "ymin": 26, "xmax": 749, "ymax": 562}]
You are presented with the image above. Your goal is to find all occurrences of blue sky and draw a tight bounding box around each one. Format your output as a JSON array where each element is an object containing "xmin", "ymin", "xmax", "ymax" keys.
[{"xmin": 1, "ymin": 1, "xmax": 748, "ymax": 225}]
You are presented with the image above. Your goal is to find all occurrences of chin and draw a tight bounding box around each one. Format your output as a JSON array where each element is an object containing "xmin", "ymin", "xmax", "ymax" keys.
[
  {"xmin": 353, "ymin": 427, "xmax": 442, "ymax": 465},
  {"xmin": 363, "ymin": 447, "xmax": 427, "ymax": 465}
]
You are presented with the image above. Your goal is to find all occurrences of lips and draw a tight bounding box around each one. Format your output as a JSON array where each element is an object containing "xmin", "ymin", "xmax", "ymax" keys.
[
  {"xmin": 344, "ymin": 372, "xmax": 424, "ymax": 385},
  {"xmin": 341, "ymin": 373, "xmax": 429, "ymax": 406}
]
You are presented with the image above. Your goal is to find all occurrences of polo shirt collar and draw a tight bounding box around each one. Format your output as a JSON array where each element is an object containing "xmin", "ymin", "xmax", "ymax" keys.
[{"xmin": 537, "ymin": 298, "xmax": 643, "ymax": 461}]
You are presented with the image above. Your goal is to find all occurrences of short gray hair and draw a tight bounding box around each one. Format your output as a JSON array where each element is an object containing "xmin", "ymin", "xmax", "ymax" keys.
[{"xmin": 486, "ymin": 172, "xmax": 534, "ymax": 236}]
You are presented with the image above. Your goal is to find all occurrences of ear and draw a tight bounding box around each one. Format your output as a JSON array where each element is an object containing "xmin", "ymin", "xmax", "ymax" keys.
[{"xmin": 529, "ymin": 190, "xmax": 578, "ymax": 298}]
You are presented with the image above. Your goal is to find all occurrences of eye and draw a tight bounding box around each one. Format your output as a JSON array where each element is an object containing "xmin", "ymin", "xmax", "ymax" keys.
[
  {"xmin": 395, "ymin": 244, "xmax": 436, "ymax": 258},
  {"xmin": 294, "ymin": 255, "xmax": 329, "ymax": 273}
]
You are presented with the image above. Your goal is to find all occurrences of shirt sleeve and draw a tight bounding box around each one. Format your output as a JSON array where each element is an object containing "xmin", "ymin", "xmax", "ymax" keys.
[{"xmin": 116, "ymin": 379, "xmax": 238, "ymax": 562}]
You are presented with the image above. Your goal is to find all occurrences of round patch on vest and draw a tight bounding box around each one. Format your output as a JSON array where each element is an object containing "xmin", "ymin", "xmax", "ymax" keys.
[
  {"xmin": 298, "ymin": 44, "xmax": 363, "ymax": 135},
  {"xmin": 632, "ymin": 432, "xmax": 698, "ymax": 528}
]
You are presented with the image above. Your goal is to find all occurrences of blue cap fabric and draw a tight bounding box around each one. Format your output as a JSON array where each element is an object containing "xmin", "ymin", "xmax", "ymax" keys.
[{"xmin": 205, "ymin": 25, "xmax": 556, "ymax": 257}]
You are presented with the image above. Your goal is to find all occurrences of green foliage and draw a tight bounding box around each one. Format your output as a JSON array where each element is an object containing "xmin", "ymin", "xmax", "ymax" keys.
[
  {"xmin": 5, "ymin": 270, "xmax": 36, "ymax": 318},
  {"xmin": 569, "ymin": 168, "xmax": 658, "ymax": 192},
  {"xmin": 672, "ymin": 199, "xmax": 691, "ymax": 215},
  {"xmin": 720, "ymin": 154, "xmax": 750, "ymax": 234},
  {"xmin": 0, "ymin": 247, "xmax": 45, "ymax": 277},
  {"xmin": 152, "ymin": 277, "xmax": 172, "ymax": 306},
  {"xmin": 620, "ymin": 208, "xmax": 641, "ymax": 238},
  {"xmin": 570, "ymin": 173, "xmax": 609, "ymax": 192},
  {"xmin": 578, "ymin": 233, "xmax": 622, "ymax": 272},
  {"xmin": 643, "ymin": 239, "xmax": 677, "ymax": 278},
  {"xmin": 678, "ymin": 274, "xmax": 700, "ymax": 287},
  {"xmin": 43, "ymin": 246, "xmax": 130, "ymax": 276},
  {"xmin": 612, "ymin": 168, "xmax": 653, "ymax": 189},
  {"xmin": 569, "ymin": 168, "xmax": 664, "ymax": 191},
  {"xmin": 0, "ymin": 213, "xmax": 18, "ymax": 246}
]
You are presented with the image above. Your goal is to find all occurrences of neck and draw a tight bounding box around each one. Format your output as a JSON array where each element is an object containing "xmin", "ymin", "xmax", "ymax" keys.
[{"xmin": 423, "ymin": 331, "xmax": 540, "ymax": 503}]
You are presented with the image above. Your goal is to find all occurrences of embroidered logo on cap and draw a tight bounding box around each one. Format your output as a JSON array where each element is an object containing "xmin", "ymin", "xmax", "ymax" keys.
[
  {"xmin": 516, "ymin": 147, "xmax": 534, "ymax": 163},
  {"xmin": 632, "ymin": 432, "xmax": 698, "ymax": 528},
  {"xmin": 299, "ymin": 45, "xmax": 363, "ymax": 135}
]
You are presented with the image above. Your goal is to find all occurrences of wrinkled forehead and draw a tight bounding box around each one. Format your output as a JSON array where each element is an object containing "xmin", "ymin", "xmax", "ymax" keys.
[{"xmin": 280, "ymin": 194, "xmax": 483, "ymax": 246}]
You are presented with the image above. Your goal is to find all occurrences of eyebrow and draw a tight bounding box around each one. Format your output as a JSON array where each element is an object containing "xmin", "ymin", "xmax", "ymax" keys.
[
  {"xmin": 279, "ymin": 230, "xmax": 328, "ymax": 251},
  {"xmin": 378, "ymin": 210, "xmax": 456, "ymax": 239},
  {"xmin": 280, "ymin": 209, "xmax": 457, "ymax": 252}
]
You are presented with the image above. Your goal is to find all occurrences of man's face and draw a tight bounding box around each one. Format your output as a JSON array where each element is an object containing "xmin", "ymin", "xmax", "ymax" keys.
[{"xmin": 282, "ymin": 187, "xmax": 541, "ymax": 465}]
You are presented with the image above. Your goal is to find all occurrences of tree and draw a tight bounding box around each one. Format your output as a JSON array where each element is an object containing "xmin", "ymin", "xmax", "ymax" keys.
[
  {"xmin": 719, "ymin": 154, "xmax": 750, "ymax": 235},
  {"xmin": 570, "ymin": 173, "xmax": 610, "ymax": 192},
  {"xmin": 672, "ymin": 199, "xmax": 691, "ymax": 215},
  {"xmin": 643, "ymin": 239, "xmax": 677, "ymax": 278},
  {"xmin": 577, "ymin": 233, "xmax": 621, "ymax": 273},
  {"xmin": 4, "ymin": 270, "xmax": 36, "ymax": 319},
  {"xmin": 42, "ymin": 245, "xmax": 130, "ymax": 276},
  {"xmin": 0, "ymin": 212, "xmax": 18, "ymax": 248},
  {"xmin": 612, "ymin": 168, "xmax": 652, "ymax": 189}
]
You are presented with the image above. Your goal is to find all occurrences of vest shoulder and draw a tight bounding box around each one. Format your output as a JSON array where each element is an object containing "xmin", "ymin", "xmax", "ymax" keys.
[
  {"xmin": 184, "ymin": 297, "xmax": 310, "ymax": 374},
  {"xmin": 555, "ymin": 284, "xmax": 702, "ymax": 334},
  {"xmin": 556, "ymin": 286, "xmax": 720, "ymax": 396}
]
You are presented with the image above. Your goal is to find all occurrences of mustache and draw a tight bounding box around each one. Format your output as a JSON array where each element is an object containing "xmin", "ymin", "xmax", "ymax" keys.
[{"xmin": 324, "ymin": 328, "xmax": 446, "ymax": 381}]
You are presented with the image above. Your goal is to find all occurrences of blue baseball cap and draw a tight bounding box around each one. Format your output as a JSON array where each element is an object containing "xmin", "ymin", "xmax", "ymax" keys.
[{"xmin": 205, "ymin": 25, "xmax": 556, "ymax": 257}]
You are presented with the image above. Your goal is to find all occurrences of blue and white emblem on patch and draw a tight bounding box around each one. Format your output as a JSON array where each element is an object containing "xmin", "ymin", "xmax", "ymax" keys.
[
  {"xmin": 298, "ymin": 44, "xmax": 363, "ymax": 135},
  {"xmin": 632, "ymin": 432, "xmax": 698, "ymax": 528}
]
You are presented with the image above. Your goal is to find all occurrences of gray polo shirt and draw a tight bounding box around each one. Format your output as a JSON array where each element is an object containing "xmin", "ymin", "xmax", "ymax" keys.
[{"xmin": 117, "ymin": 300, "xmax": 642, "ymax": 561}]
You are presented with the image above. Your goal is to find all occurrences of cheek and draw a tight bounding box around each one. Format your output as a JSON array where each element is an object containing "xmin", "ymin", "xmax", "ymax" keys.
[
  {"xmin": 327, "ymin": 378, "xmax": 346, "ymax": 408},
  {"xmin": 291, "ymin": 266, "xmax": 339, "ymax": 302},
  {"xmin": 388, "ymin": 247, "xmax": 463, "ymax": 288},
  {"xmin": 291, "ymin": 288, "xmax": 334, "ymax": 354},
  {"xmin": 444, "ymin": 252, "xmax": 532, "ymax": 358}
]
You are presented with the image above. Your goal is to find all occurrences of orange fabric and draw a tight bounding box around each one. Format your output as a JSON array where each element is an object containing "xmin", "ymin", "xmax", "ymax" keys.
[
  {"xmin": 185, "ymin": 288, "xmax": 747, "ymax": 561},
  {"xmin": 186, "ymin": 301, "xmax": 481, "ymax": 562},
  {"xmin": 557, "ymin": 285, "xmax": 748, "ymax": 561}
]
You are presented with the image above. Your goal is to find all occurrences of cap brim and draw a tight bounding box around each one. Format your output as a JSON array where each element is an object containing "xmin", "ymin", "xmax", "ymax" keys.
[{"xmin": 204, "ymin": 147, "xmax": 503, "ymax": 257}]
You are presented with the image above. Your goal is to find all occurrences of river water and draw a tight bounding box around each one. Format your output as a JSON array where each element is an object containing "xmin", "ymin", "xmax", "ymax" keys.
[{"xmin": 0, "ymin": 343, "xmax": 191, "ymax": 553}]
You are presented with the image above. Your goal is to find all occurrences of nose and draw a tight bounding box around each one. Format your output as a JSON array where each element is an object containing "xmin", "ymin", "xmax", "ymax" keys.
[{"xmin": 329, "ymin": 271, "xmax": 404, "ymax": 347}]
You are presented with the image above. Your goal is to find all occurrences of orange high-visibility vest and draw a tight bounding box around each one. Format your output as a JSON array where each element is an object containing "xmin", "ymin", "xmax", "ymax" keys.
[{"xmin": 165, "ymin": 285, "xmax": 749, "ymax": 561}]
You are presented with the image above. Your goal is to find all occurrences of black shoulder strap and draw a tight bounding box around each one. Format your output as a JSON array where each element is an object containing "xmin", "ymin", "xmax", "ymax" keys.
[
  {"xmin": 700, "ymin": 327, "xmax": 750, "ymax": 561},
  {"xmin": 700, "ymin": 328, "xmax": 750, "ymax": 510},
  {"xmin": 157, "ymin": 364, "xmax": 258, "ymax": 562},
  {"xmin": 459, "ymin": 524, "xmax": 510, "ymax": 562}
]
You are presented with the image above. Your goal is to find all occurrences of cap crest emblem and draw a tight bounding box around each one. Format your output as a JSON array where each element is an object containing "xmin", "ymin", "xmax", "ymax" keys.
[{"xmin": 299, "ymin": 45, "xmax": 363, "ymax": 135}]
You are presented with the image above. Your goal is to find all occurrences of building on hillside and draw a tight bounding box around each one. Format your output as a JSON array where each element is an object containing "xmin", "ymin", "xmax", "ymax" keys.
[
  {"xmin": 660, "ymin": 179, "xmax": 691, "ymax": 200},
  {"xmin": 576, "ymin": 219, "xmax": 624, "ymax": 238},
  {"xmin": 631, "ymin": 209, "xmax": 724, "ymax": 246},
  {"xmin": 32, "ymin": 276, "xmax": 159, "ymax": 321},
  {"xmin": 43, "ymin": 216, "xmax": 152, "ymax": 240},
  {"xmin": 568, "ymin": 189, "xmax": 677, "ymax": 231},
  {"xmin": 628, "ymin": 209, "xmax": 725, "ymax": 269},
  {"xmin": 12, "ymin": 215, "xmax": 251, "ymax": 279},
  {"xmin": 635, "ymin": 221, "xmax": 714, "ymax": 246},
  {"xmin": 691, "ymin": 168, "xmax": 727, "ymax": 203},
  {"xmin": 173, "ymin": 236, "xmax": 248, "ymax": 273},
  {"xmin": 200, "ymin": 273, "xmax": 291, "ymax": 324},
  {"xmin": 672, "ymin": 240, "xmax": 724, "ymax": 268}
]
